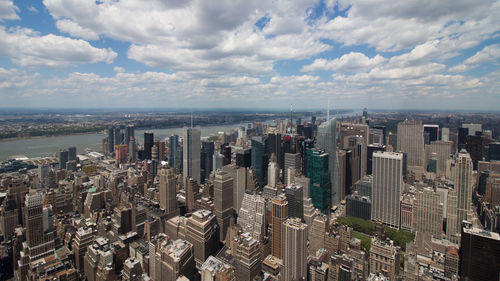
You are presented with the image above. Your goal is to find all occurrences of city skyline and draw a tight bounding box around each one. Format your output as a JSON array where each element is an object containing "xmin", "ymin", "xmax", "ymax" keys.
[{"xmin": 0, "ymin": 0, "xmax": 498, "ymax": 110}]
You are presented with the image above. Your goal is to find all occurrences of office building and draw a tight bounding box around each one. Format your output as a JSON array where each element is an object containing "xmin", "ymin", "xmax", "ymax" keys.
[
  {"xmin": 282, "ymin": 217, "xmax": 307, "ymax": 281},
  {"xmin": 169, "ymin": 135, "xmax": 180, "ymax": 171},
  {"xmin": 284, "ymin": 152, "xmax": 301, "ymax": 185},
  {"xmin": 414, "ymin": 187, "xmax": 443, "ymax": 237},
  {"xmin": 423, "ymin": 124, "xmax": 439, "ymax": 144},
  {"xmin": 114, "ymin": 126, "xmax": 122, "ymax": 146},
  {"xmin": 426, "ymin": 140, "xmax": 453, "ymax": 176},
  {"xmin": 186, "ymin": 210, "xmax": 218, "ymax": 268},
  {"xmin": 159, "ymin": 167, "xmax": 179, "ymax": 218},
  {"xmin": 68, "ymin": 146, "xmax": 77, "ymax": 161},
  {"xmin": 200, "ymin": 256, "xmax": 235, "ymax": 281},
  {"xmin": 183, "ymin": 127, "xmax": 201, "ymax": 184},
  {"xmin": 185, "ymin": 177, "xmax": 199, "ymax": 213},
  {"xmin": 107, "ymin": 127, "xmax": 114, "ymax": 155},
  {"xmin": 214, "ymin": 171, "xmax": 233, "ymax": 243},
  {"xmin": 233, "ymin": 232, "xmax": 261, "ymax": 281},
  {"xmin": 251, "ymin": 136, "xmax": 269, "ymax": 190},
  {"xmin": 271, "ymin": 197, "xmax": 288, "ymax": 259},
  {"xmin": 267, "ymin": 155, "xmax": 279, "ymax": 188},
  {"xmin": 284, "ymin": 183, "xmax": 303, "ymax": 220},
  {"xmin": 452, "ymin": 150, "xmax": 474, "ymax": 237},
  {"xmin": 441, "ymin": 127, "xmax": 450, "ymax": 141},
  {"xmin": 59, "ymin": 149, "xmax": 69, "ymax": 170},
  {"xmin": 222, "ymin": 164, "xmax": 249, "ymax": 215},
  {"xmin": 460, "ymin": 222, "xmax": 500, "ymax": 281},
  {"xmin": 308, "ymin": 214, "xmax": 328, "ymax": 255},
  {"xmin": 144, "ymin": 131, "xmax": 154, "ymax": 160},
  {"xmin": 371, "ymin": 152, "xmax": 403, "ymax": 228},
  {"xmin": 367, "ymin": 144, "xmax": 385, "ymax": 175},
  {"xmin": 346, "ymin": 193, "xmax": 371, "ymax": 220},
  {"xmin": 72, "ymin": 227, "xmax": 96, "ymax": 273},
  {"xmin": 339, "ymin": 123, "xmax": 369, "ymax": 175},
  {"xmin": 462, "ymin": 123, "xmax": 482, "ymax": 136},
  {"xmin": 316, "ymin": 118, "xmax": 339, "ymax": 205},
  {"xmin": 150, "ymin": 237, "xmax": 196, "ymax": 281},
  {"xmin": 201, "ymin": 141, "xmax": 214, "ymax": 183},
  {"xmin": 237, "ymin": 193, "xmax": 266, "ymax": 242},
  {"xmin": 369, "ymin": 237, "xmax": 400, "ymax": 281},
  {"xmin": 307, "ymin": 148, "xmax": 331, "ymax": 213},
  {"xmin": 397, "ymin": 120, "xmax": 424, "ymax": 168},
  {"xmin": 125, "ymin": 125, "xmax": 135, "ymax": 146},
  {"xmin": 236, "ymin": 148, "xmax": 252, "ymax": 168}
]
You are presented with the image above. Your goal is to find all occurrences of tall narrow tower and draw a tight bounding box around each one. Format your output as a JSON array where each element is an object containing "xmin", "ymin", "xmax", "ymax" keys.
[
  {"xmin": 183, "ymin": 127, "xmax": 201, "ymax": 184},
  {"xmin": 159, "ymin": 167, "xmax": 179, "ymax": 218},
  {"xmin": 271, "ymin": 197, "xmax": 288, "ymax": 259},
  {"xmin": 455, "ymin": 150, "xmax": 473, "ymax": 231},
  {"xmin": 282, "ymin": 217, "xmax": 307, "ymax": 281}
]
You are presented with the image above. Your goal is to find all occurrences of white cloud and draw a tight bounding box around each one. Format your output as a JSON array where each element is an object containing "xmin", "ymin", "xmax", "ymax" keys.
[
  {"xmin": 450, "ymin": 44, "xmax": 500, "ymax": 72},
  {"xmin": 302, "ymin": 52, "xmax": 386, "ymax": 72},
  {"xmin": 56, "ymin": 19, "xmax": 99, "ymax": 40},
  {"xmin": 0, "ymin": 26, "xmax": 116, "ymax": 67},
  {"xmin": 0, "ymin": 0, "xmax": 18, "ymax": 20},
  {"xmin": 113, "ymin": 66, "xmax": 125, "ymax": 73}
]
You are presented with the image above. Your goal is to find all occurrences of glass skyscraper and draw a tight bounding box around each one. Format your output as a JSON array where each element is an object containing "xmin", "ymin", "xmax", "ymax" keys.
[
  {"xmin": 307, "ymin": 148, "xmax": 331, "ymax": 213},
  {"xmin": 316, "ymin": 118, "xmax": 339, "ymax": 205}
]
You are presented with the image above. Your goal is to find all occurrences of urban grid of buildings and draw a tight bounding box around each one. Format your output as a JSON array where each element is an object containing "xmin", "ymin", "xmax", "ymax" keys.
[{"xmin": 0, "ymin": 109, "xmax": 499, "ymax": 281}]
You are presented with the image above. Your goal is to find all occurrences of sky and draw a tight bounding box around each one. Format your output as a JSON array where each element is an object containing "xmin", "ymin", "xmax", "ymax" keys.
[{"xmin": 0, "ymin": 0, "xmax": 499, "ymax": 110}]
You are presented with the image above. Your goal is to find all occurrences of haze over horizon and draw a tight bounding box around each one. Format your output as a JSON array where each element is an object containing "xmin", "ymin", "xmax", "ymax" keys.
[{"xmin": 0, "ymin": 0, "xmax": 499, "ymax": 110}]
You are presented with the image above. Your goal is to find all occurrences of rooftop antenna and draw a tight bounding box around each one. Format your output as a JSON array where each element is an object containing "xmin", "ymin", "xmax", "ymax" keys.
[{"xmin": 327, "ymin": 97, "xmax": 330, "ymax": 121}]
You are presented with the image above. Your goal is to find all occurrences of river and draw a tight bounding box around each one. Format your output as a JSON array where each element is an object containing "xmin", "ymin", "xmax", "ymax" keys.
[{"xmin": 0, "ymin": 123, "xmax": 250, "ymax": 161}]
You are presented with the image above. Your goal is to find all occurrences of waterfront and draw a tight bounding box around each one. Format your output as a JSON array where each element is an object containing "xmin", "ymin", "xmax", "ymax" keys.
[{"xmin": 0, "ymin": 123, "xmax": 248, "ymax": 161}]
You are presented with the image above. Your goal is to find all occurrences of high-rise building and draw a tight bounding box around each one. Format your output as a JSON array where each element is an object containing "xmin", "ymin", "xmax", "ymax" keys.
[
  {"xmin": 114, "ymin": 127, "xmax": 122, "ymax": 146},
  {"xmin": 454, "ymin": 150, "xmax": 474, "ymax": 235},
  {"xmin": 251, "ymin": 136, "xmax": 269, "ymax": 190},
  {"xmin": 214, "ymin": 171, "xmax": 233, "ymax": 243},
  {"xmin": 186, "ymin": 210, "xmax": 218, "ymax": 268},
  {"xmin": 169, "ymin": 135, "xmax": 179, "ymax": 170},
  {"xmin": 414, "ymin": 187, "xmax": 443, "ymax": 237},
  {"xmin": 316, "ymin": 118, "xmax": 339, "ymax": 205},
  {"xmin": 367, "ymin": 144, "xmax": 385, "ymax": 175},
  {"xmin": 282, "ymin": 217, "xmax": 307, "ymax": 281},
  {"xmin": 458, "ymin": 127, "xmax": 469, "ymax": 151},
  {"xmin": 307, "ymin": 148, "xmax": 331, "ymax": 213},
  {"xmin": 59, "ymin": 149, "xmax": 69, "ymax": 170},
  {"xmin": 371, "ymin": 151, "xmax": 403, "ymax": 228},
  {"xmin": 460, "ymin": 222, "xmax": 500, "ymax": 281},
  {"xmin": 144, "ymin": 131, "xmax": 154, "ymax": 160},
  {"xmin": 183, "ymin": 128, "xmax": 201, "ymax": 184},
  {"xmin": 369, "ymin": 237, "xmax": 400, "ymax": 281},
  {"xmin": 159, "ymin": 167, "xmax": 179, "ymax": 218},
  {"xmin": 441, "ymin": 127, "xmax": 450, "ymax": 141},
  {"xmin": 237, "ymin": 193, "xmax": 266, "ymax": 242},
  {"xmin": 308, "ymin": 214, "xmax": 328, "ymax": 255},
  {"xmin": 236, "ymin": 148, "xmax": 252, "ymax": 168},
  {"xmin": 150, "ymin": 237, "xmax": 196, "ymax": 281},
  {"xmin": 107, "ymin": 127, "xmax": 114, "ymax": 155},
  {"xmin": 125, "ymin": 125, "xmax": 135, "ymax": 146},
  {"xmin": 462, "ymin": 123, "xmax": 482, "ymax": 136},
  {"xmin": 426, "ymin": 140, "xmax": 453, "ymax": 176},
  {"xmin": 201, "ymin": 141, "xmax": 215, "ymax": 183},
  {"xmin": 284, "ymin": 184, "xmax": 303, "ymax": 220},
  {"xmin": 185, "ymin": 177, "xmax": 199, "ymax": 213},
  {"xmin": 72, "ymin": 227, "xmax": 96, "ymax": 273},
  {"xmin": 284, "ymin": 152, "xmax": 301, "ymax": 185},
  {"xmin": 423, "ymin": 124, "xmax": 439, "ymax": 144},
  {"xmin": 339, "ymin": 123, "xmax": 369, "ymax": 176},
  {"xmin": 267, "ymin": 156, "xmax": 279, "ymax": 188},
  {"xmin": 68, "ymin": 146, "xmax": 77, "ymax": 161},
  {"xmin": 397, "ymin": 120, "xmax": 424, "ymax": 168},
  {"xmin": 271, "ymin": 197, "xmax": 288, "ymax": 259},
  {"xmin": 233, "ymin": 232, "xmax": 261, "ymax": 281},
  {"xmin": 200, "ymin": 256, "xmax": 235, "ymax": 281},
  {"xmin": 222, "ymin": 164, "xmax": 249, "ymax": 214}
]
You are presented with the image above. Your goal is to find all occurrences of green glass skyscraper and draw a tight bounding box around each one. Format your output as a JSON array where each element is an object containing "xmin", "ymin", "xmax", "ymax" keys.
[{"xmin": 307, "ymin": 148, "xmax": 331, "ymax": 213}]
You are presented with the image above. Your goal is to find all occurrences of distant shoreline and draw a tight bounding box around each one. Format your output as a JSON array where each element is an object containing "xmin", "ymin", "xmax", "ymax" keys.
[{"xmin": 0, "ymin": 131, "xmax": 104, "ymax": 143}]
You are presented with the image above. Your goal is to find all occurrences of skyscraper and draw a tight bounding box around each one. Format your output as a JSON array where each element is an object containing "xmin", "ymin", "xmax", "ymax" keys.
[
  {"xmin": 125, "ymin": 125, "xmax": 135, "ymax": 146},
  {"xmin": 316, "ymin": 118, "xmax": 339, "ymax": 205},
  {"xmin": 201, "ymin": 141, "xmax": 215, "ymax": 183},
  {"xmin": 454, "ymin": 150, "xmax": 473, "ymax": 234},
  {"xmin": 460, "ymin": 222, "xmax": 500, "ymax": 281},
  {"xmin": 423, "ymin": 124, "xmax": 439, "ymax": 144},
  {"xmin": 307, "ymin": 148, "xmax": 331, "ymax": 213},
  {"xmin": 144, "ymin": 131, "xmax": 154, "ymax": 160},
  {"xmin": 214, "ymin": 171, "xmax": 233, "ymax": 243},
  {"xmin": 282, "ymin": 217, "xmax": 307, "ymax": 281},
  {"xmin": 114, "ymin": 126, "xmax": 122, "ymax": 146},
  {"xmin": 159, "ymin": 167, "xmax": 179, "ymax": 218},
  {"xmin": 284, "ymin": 152, "xmax": 301, "ymax": 185},
  {"xmin": 169, "ymin": 135, "xmax": 179, "ymax": 169},
  {"xmin": 107, "ymin": 127, "xmax": 114, "ymax": 155},
  {"xmin": 185, "ymin": 210, "xmax": 218, "ymax": 268},
  {"xmin": 271, "ymin": 197, "xmax": 288, "ymax": 259},
  {"xmin": 68, "ymin": 146, "xmax": 77, "ymax": 161},
  {"xmin": 284, "ymin": 184, "xmax": 303, "ymax": 220},
  {"xmin": 397, "ymin": 120, "xmax": 424, "ymax": 168},
  {"xmin": 371, "ymin": 151, "xmax": 403, "ymax": 228},
  {"xmin": 183, "ymin": 127, "xmax": 201, "ymax": 184},
  {"xmin": 251, "ymin": 136, "xmax": 269, "ymax": 190},
  {"xmin": 59, "ymin": 149, "xmax": 69, "ymax": 170},
  {"xmin": 414, "ymin": 187, "xmax": 443, "ymax": 237}
]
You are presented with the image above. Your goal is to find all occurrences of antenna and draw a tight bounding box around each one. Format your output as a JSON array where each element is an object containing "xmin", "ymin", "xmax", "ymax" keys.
[{"xmin": 327, "ymin": 98, "xmax": 330, "ymax": 120}]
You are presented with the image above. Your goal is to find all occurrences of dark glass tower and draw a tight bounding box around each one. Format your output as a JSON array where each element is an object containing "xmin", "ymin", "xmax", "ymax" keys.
[
  {"xmin": 200, "ymin": 141, "xmax": 215, "ymax": 183},
  {"xmin": 307, "ymin": 148, "xmax": 331, "ymax": 213},
  {"xmin": 144, "ymin": 131, "xmax": 154, "ymax": 160},
  {"xmin": 251, "ymin": 136, "xmax": 269, "ymax": 190}
]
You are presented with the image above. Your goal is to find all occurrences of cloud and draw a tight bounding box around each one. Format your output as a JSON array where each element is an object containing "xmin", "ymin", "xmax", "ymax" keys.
[
  {"xmin": 0, "ymin": 26, "xmax": 116, "ymax": 67},
  {"xmin": 0, "ymin": 0, "xmax": 19, "ymax": 20},
  {"xmin": 55, "ymin": 19, "xmax": 99, "ymax": 40},
  {"xmin": 302, "ymin": 52, "xmax": 386, "ymax": 72},
  {"xmin": 450, "ymin": 44, "xmax": 500, "ymax": 72}
]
